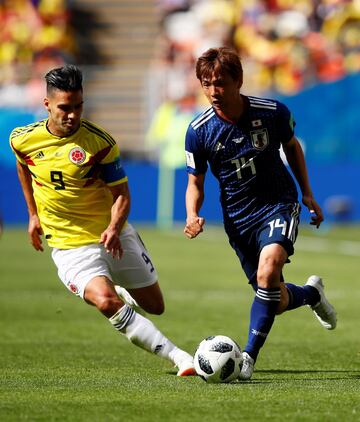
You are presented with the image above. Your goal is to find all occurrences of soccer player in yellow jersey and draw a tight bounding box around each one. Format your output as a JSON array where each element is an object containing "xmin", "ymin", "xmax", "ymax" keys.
[{"xmin": 10, "ymin": 64, "xmax": 195, "ymax": 376}]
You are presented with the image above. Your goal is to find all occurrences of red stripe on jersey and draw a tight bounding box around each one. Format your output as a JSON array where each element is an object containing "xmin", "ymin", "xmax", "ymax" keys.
[
  {"xmin": 83, "ymin": 178, "xmax": 96, "ymax": 187},
  {"xmin": 86, "ymin": 146, "xmax": 112, "ymax": 165},
  {"xmin": 10, "ymin": 141, "xmax": 35, "ymax": 166}
]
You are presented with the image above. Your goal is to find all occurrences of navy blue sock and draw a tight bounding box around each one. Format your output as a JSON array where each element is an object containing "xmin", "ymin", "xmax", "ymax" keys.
[
  {"xmin": 244, "ymin": 287, "xmax": 280, "ymax": 361},
  {"xmin": 285, "ymin": 283, "xmax": 320, "ymax": 310}
]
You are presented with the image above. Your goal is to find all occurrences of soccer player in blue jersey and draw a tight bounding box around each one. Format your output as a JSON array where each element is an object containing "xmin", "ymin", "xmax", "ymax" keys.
[{"xmin": 184, "ymin": 47, "xmax": 337, "ymax": 380}]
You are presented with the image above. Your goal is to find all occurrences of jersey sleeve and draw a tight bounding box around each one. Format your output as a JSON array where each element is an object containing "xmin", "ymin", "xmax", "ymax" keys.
[
  {"xmin": 99, "ymin": 143, "xmax": 128, "ymax": 186},
  {"xmin": 9, "ymin": 129, "xmax": 27, "ymax": 165},
  {"xmin": 277, "ymin": 101, "xmax": 296, "ymax": 144},
  {"xmin": 185, "ymin": 124, "xmax": 208, "ymax": 175}
]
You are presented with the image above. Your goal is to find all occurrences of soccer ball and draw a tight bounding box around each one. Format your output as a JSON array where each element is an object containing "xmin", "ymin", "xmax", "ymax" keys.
[{"xmin": 194, "ymin": 335, "xmax": 243, "ymax": 383}]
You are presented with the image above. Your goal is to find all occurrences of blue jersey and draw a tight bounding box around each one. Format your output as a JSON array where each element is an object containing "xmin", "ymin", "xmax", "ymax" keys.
[{"xmin": 185, "ymin": 95, "xmax": 299, "ymax": 238}]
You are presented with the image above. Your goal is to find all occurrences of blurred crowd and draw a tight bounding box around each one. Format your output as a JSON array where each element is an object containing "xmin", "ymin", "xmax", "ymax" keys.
[
  {"xmin": 1, "ymin": 0, "xmax": 359, "ymax": 162},
  {"xmin": 0, "ymin": 0, "xmax": 76, "ymax": 109},
  {"xmin": 153, "ymin": 0, "xmax": 360, "ymax": 99},
  {"xmin": 146, "ymin": 0, "xmax": 359, "ymax": 166},
  {"xmin": 2, "ymin": 0, "xmax": 358, "ymax": 108}
]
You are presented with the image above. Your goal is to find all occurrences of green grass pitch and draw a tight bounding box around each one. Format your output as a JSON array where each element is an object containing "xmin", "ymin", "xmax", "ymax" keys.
[{"xmin": 0, "ymin": 225, "xmax": 359, "ymax": 421}]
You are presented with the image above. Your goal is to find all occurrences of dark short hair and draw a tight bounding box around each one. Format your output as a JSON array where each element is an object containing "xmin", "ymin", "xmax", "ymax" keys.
[
  {"xmin": 196, "ymin": 47, "xmax": 243, "ymax": 83},
  {"xmin": 45, "ymin": 64, "xmax": 83, "ymax": 94}
]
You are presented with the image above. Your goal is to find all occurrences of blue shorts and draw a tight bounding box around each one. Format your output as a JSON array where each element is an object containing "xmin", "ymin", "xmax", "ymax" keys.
[{"xmin": 229, "ymin": 203, "xmax": 300, "ymax": 285}]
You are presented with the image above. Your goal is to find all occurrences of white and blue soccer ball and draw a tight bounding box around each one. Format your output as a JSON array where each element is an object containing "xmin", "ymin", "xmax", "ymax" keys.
[{"xmin": 194, "ymin": 335, "xmax": 243, "ymax": 383}]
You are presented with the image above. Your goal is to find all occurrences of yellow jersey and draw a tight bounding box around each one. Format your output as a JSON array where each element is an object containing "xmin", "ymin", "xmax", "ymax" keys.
[{"xmin": 10, "ymin": 119, "xmax": 128, "ymax": 249}]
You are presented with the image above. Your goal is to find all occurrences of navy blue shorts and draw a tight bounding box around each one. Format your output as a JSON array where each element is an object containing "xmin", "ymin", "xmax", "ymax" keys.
[{"xmin": 229, "ymin": 203, "xmax": 300, "ymax": 285}]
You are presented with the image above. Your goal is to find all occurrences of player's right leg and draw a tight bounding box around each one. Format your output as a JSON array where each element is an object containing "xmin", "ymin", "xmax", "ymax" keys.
[
  {"xmin": 84, "ymin": 276, "xmax": 195, "ymax": 375},
  {"xmin": 108, "ymin": 224, "xmax": 195, "ymax": 375},
  {"xmin": 238, "ymin": 243, "xmax": 286, "ymax": 380}
]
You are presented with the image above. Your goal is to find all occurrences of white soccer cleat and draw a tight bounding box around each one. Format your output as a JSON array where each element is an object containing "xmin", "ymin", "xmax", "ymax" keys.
[
  {"xmin": 238, "ymin": 352, "xmax": 254, "ymax": 380},
  {"xmin": 305, "ymin": 275, "xmax": 337, "ymax": 330},
  {"xmin": 114, "ymin": 285, "xmax": 144, "ymax": 315},
  {"xmin": 173, "ymin": 351, "xmax": 197, "ymax": 377}
]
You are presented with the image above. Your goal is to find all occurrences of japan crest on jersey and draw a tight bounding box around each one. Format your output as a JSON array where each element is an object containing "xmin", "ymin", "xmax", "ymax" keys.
[{"xmin": 250, "ymin": 128, "xmax": 269, "ymax": 151}]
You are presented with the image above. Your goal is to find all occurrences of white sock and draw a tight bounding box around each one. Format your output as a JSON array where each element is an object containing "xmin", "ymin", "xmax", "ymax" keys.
[{"xmin": 109, "ymin": 304, "xmax": 185, "ymax": 364}]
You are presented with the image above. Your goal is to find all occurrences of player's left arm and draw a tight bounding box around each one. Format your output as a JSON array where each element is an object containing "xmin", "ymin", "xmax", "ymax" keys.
[
  {"xmin": 98, "ymin": 141, "xmax": 130, "ymax": 258},
  {"xmin": 282, "ymin": 136, "xmax": 323, "ymax": 228},
  {"xmin": 100, "ymin": 181, "xmax": 130, "ymax": 259}
]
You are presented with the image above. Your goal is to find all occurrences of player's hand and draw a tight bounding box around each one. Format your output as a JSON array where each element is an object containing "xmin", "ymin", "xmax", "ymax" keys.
[
  {"xmin": 302, "ymin": 195, "xmax": 324, "ymax": 228},
  {"xmin": 100, "ymin": 227, "xmax": 123, "ymax": 259},
  {"xmin": 28, "ymin": 215, "xmax": 44, "ymax": 251},
  {"xmin": 184, "ymin": 216, "xmax": 205, "ymax": 239}
]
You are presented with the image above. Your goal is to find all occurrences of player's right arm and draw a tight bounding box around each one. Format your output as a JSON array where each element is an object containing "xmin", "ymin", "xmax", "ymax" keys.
[
  {"xmin": 184, "ymin": 173, "xmax": 206, "ymax": 239},
  {"xmin": 16, "ymin": 161, "xmax": 44, "ymax": 251},
  {"xmin": 184, "ymin": 122, "xmax": 208, "ymax": 239}
]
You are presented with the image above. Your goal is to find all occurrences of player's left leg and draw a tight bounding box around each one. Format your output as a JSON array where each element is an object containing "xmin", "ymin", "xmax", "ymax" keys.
[
  {"xmin": 276, "ymin": 271, "xmax": 337, "ymax": 330},
  {"xmin": 114, "ymin": 283, "xmax": 165, "ymax": 316},
  {"xmin": 126, "ymin": 282, "xmax": 164, "ymax": 315},
  {"xmin": 114, "ymin": 284, "xmax": 145, "ymax": 315},
  {"xmin": 277, "ymin": 278, "xmax": 321, "ymax": 314},
  {"xmin": 279, "ymin": 276, "xmax": 337, "ymax": 329},
  {"xmin": 305, "ymin": 275, "xmax": 337, "ymax": 330},
  {"xmin": 111, "ymin": 224, "xmax": 165, "ymax": 314}
]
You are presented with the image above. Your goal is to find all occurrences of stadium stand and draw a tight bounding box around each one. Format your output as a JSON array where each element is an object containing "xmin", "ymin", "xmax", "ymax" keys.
[
  {"xmin": 146, "ymin": 0, "xmax": 360, "ymax": 162},
  {"xmin": 1, "ymin": 0, "xmax": 359, "ymax": 155},
  {"xmin": 74, "ymin": 0, "xmax": 160, "ymax": 155},
  {"xmin": 0, "ymin": 0, "xmax": 161, "ymax": 154},
  {"xmin": 0, "ymin": 0, "xmax": 76, "ymax": 109}
]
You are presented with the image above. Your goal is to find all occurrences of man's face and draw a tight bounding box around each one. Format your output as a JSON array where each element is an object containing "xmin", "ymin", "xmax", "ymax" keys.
[
  {"xmin": 201, "ymin": 71, "xmax": 242, "ymax": 112},
  {"xmin": 44, "ymin": 89, "xmax": 83, "ymax": 137}
]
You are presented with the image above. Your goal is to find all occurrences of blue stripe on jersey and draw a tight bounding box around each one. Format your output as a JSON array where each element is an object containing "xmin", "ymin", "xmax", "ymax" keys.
[{"xmin": 100, "ymin": 158, "xmax": 126, "ymax": 183}]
